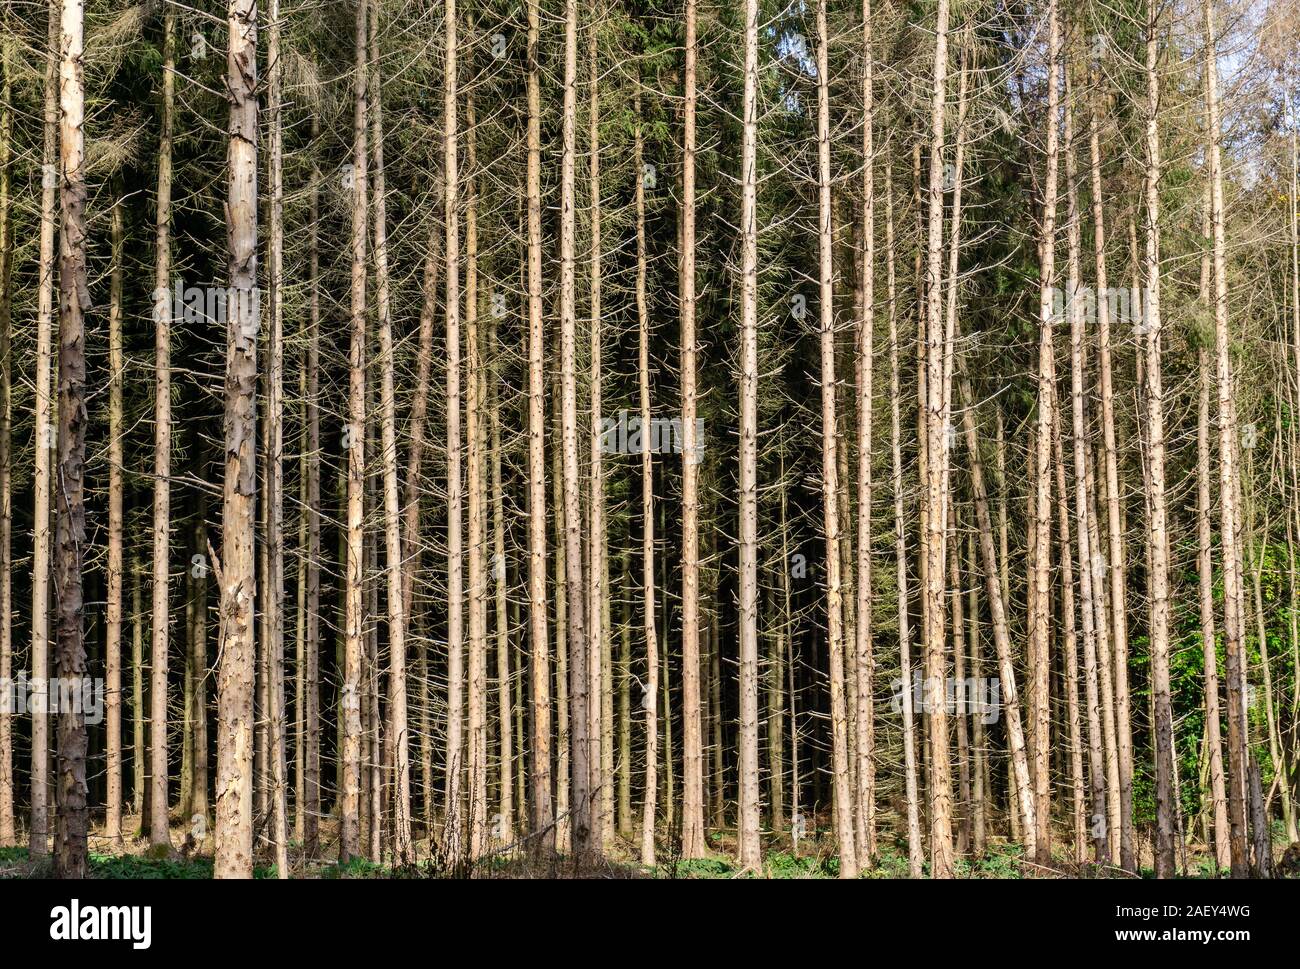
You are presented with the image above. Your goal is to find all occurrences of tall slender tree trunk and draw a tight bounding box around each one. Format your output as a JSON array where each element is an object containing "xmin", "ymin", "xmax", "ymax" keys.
[
  {"xmin": 1086, "ymin": 49, "xmax": 1124, "ymax": 861},
  {"xmin": 1064, "ymin": 70, "xmax": 1108, "ymax": 865},
  {"xmin": 1141, "ymin": 0, "xmax": 1176, "ymax": 876},
  {"xmin": 265, "ymin": 0, "xmax": 289, "ymax": 877},
  {"xmin": 586, "ymin": 16, "xmax": 608, "ymax": 853},
  {"xmin": 634, "ymin": 91, "xmax": 658, "ymax": 868},
  {"xmin": 465, "ymin": 85, "xmax": 489, "ymax": 860},
  {"xmin": 29, "ymin": 0, "xmax": 58, "ymax": 860},
  {"xmin": 366, "ymin": 0, "xmax": 411, "ymax": 865},
  {"xmin": 340, "ymin": 0, "xmax": 369, "ymax": 864},
  {"xmin": 1027, "ymin": 0, "xmax": 1061, "ymax": 868},
  {"xmin": 1197, "ymin": 180, "xmax": 1231, "ymax": 872},
  {"xmin": 149, "ymin": 4, "xmax": 177, "ymax": 851},
  {"xmin": 815, "ymin": 0, "xmax": 857, "ymax": 878},
  {"xmin": 132, "ymin": 555, "xmax": 145, "ymax": 821},
  {"xmin": 968, "ymin": 535, "xmax": 986, "ymax": 853},
  {"xmin": 53, "ymin": 0, "xmax": 89, "ymax": 878},
  {"xmin": 491, "ymin": 312, "xmax": 513, "ymax": 845},
  {"xmin": 442, "ymin": 0, "xmax": 465, "ymax": 858},
  {"xmin": 558, "ymin": 0, "xmax": 591, "ymax": 856},
  {"xmin": 214, "ymin": 0, "xmax": 260, "ymax": 879},
  {"xmin": 1052, "ymin": 399, "xmax": 1086, "ymax": 862},
  {"xmin": 887, "ymin": 173, "xmax": 923, "ymax": 876},
  {"xmin": 524, "ymin": 0, "xmax": 554, "ymax": 855},
  {"xmin": 736, "ymin": 0, "xmax": 761, "ymax": 872},
  {"xmin": 553, "ymin": 402, "xmax": 570, "ymax": 853},
  {"xmin": 854, "ymin": 0, "xmax": 877, "ymax": 867},
  {"xmin": 104, "ymin": 195, "xmax": 124, "ymax": 847},
  {"xmin": 1203, "ymin": 0, "xmax": 1250, "ymax": 879},
  {"xmin": 678, "ymin": 0, "xmax": 705, "ymax": 861}
]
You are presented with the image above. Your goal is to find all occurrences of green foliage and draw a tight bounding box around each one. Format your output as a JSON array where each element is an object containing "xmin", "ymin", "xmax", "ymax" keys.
[
  {"xmin": 0, "ymin": 846, "xmax": 274, "ymax": 879},
  {"xmin": 320, "ymin": 856, "xmax": 388, "ymax": 879}
]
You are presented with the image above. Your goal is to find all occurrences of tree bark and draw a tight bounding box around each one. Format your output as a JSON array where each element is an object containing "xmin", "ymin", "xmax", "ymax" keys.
[
  {"xmin": 524, "ymin": 0, "xmax": 553, "ymax": 855},
  {"xmin": 678, "ymin": 0, "xmax": 705, "ymax": 861},
  {"xmin": 816, "ymin": 0, "xmax": 858, "ymax": 878},
  {"xmin": 214, "ymin": 0, "xmax": 260, "ymax": 879},
  {"xmin": 886, "ymin": 173, "xmax": 923, "ymax": 876},
  {"xmin": 634, "ymin": 91, "xmax": 658, "ymax": 868},
  {"xmin": 29, "ymin": 0, "xmax": 57, "ymax": 860},
  {"xmin": 53, "ymin": 0, "xmax": 89, "ymax": 878},
  {"xmin": 340, "ymin": 0, "xmax": 368, "ymax": 864},
  {"xmin": 737, "ymin": 0, "xmax": 761, "ymax": 872},
  {"xmin": 104, "ymin": 194, "xmax": 124, "ymax": 847}
]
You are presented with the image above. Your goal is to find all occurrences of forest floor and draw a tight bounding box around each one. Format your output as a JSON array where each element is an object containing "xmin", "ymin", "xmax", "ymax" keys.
[{"xmin": 4, "ymin": 813, "xmax": 1278, "ymax": 878}]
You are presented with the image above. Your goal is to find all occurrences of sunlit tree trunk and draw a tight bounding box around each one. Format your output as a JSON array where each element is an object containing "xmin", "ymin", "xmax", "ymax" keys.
[
  {"xmin": 1027, "ymin": 0, "xmax": 1060, "ymax": 868},
  {"xmin": 633, "ymin": 91, "xmax": 658, "ymax": 867},
  {"xmin": 366, "ymin": 0, "xmax": 411, "ymax": 863},
  {"xmin": 524, "ymin": 0, "xmax": 553, "ymax": 856},
  {"xmin": 265, "ymin": 0, "xmax": 290, "ymax": 877},
  {"xmin": 465, "ymin": 84, "xmax": 489, "ymax": 860},
  {"xmin": 678, "ymin": 0, "xmax": 705, "ymax": 862},
  {"xmin": 886, "ymin": 173, "xmax": 923, "ymax": 876},
  {"xmin": 53, "ymin": 0, "xmax": 89, "ymax": 878},
  {"xmin": 854, "ymin": 0, "xmax": 877, "ymax": 866},
  {"xmin": 442, "ymin": 0, "xmax": 465, "ymax": 858},
  {"xmin": 29, "ymin": 0, "xmax": 57, "ymax": 860},
  {"xmin": 736, "ymin": 0, "xmax": 761, "ymax": 872},
  {"xmin": 1203, "ymin": 0, "xmax": 1250, "ymax": 879},
  {"xmin": 586, "ymin": 16, "xmax": 608, "ymax": 853},
  {"xmin": 1141, "ymin": 0, "xmax": 1176, "ymax": 877},
  {"xmin": 214, "ymin": 0, "xmax": 260, "ymax": 879},
  {"xmin": 815, "ymin": 0, "xmax": 857, "ymax": 878},
  {"xmin": 340, "ymin": 0, "xmax": 369, "ymax": 864},
  {"xmin": 1197, "ymin": 179, "xmax": 1231, "ymax": 872}
]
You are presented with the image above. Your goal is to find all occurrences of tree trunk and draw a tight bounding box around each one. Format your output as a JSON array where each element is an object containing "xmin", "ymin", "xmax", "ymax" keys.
[
  {"xmin": 1203, "ymin": 0, "xmax": 1250, "ymax": 879},
  {"xmin": 465, "ymin": 84, "xmax": 489, "ymax": 860},
  {"xmin": 1197, "ymin": 179, "xmax": 1231, "ymax": 873},
  {"xmin": 1028, "ymin": 0, "xmax": 1060, "ymax": 868},
  {"xmin": 103, "ymin": 194, "xmax": 124, "ymax": 847},
  {"xmin": 214, "ymin": 0, "xmax": 260, "ymax": 879},
  {"xmin": 854, "ymin": 0, "xmax": 877, "ymax": 867},
  {"xmin": 634, "ymin": 91, "xmax": 658, "ymax": 868},
  {"xmin": 815, "ymin": 0, "xmax": 858, "ymax": 878},
  {"xmin": 53, "ymin": 0, "xmax": 89, "ymax": 878},
  {"xmin": 558, "ymin": 0, "xmax": 591, "ymax": 857},
  {"xmin": 29, "ymin": 0, "xmax": 57, "ymax": 860},
  {"xmin": 678, "ymin": 0, "xmax": 705, "ymax": 861},
  {"xmin": 1141, "ymin": 0, "xmax": 1176, "ymax": 876},
  {"xmin": 302, "ymin": 111, "xmax": 322, "ymax": 859},
  {"xmin": 340, "ymin": 0, "xmax": 369, "ymax": 864},
  {"xmin": 886, "ymin": 173, "xmax": 923, "ymax": 876},
  {"xmin": 265, "ymin": 0, "xmax": 289, "ymax": 877},
  {"xmin": 584, "ymin": 17, "xmax": 608, "ymax": 852},
  {"xmin": 737, "ymin": 0, "xmax": 761, "ymax": 872},
  {"xmin": 524, "ymin": 0, "xmax": 554, "ymax": 856}
]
